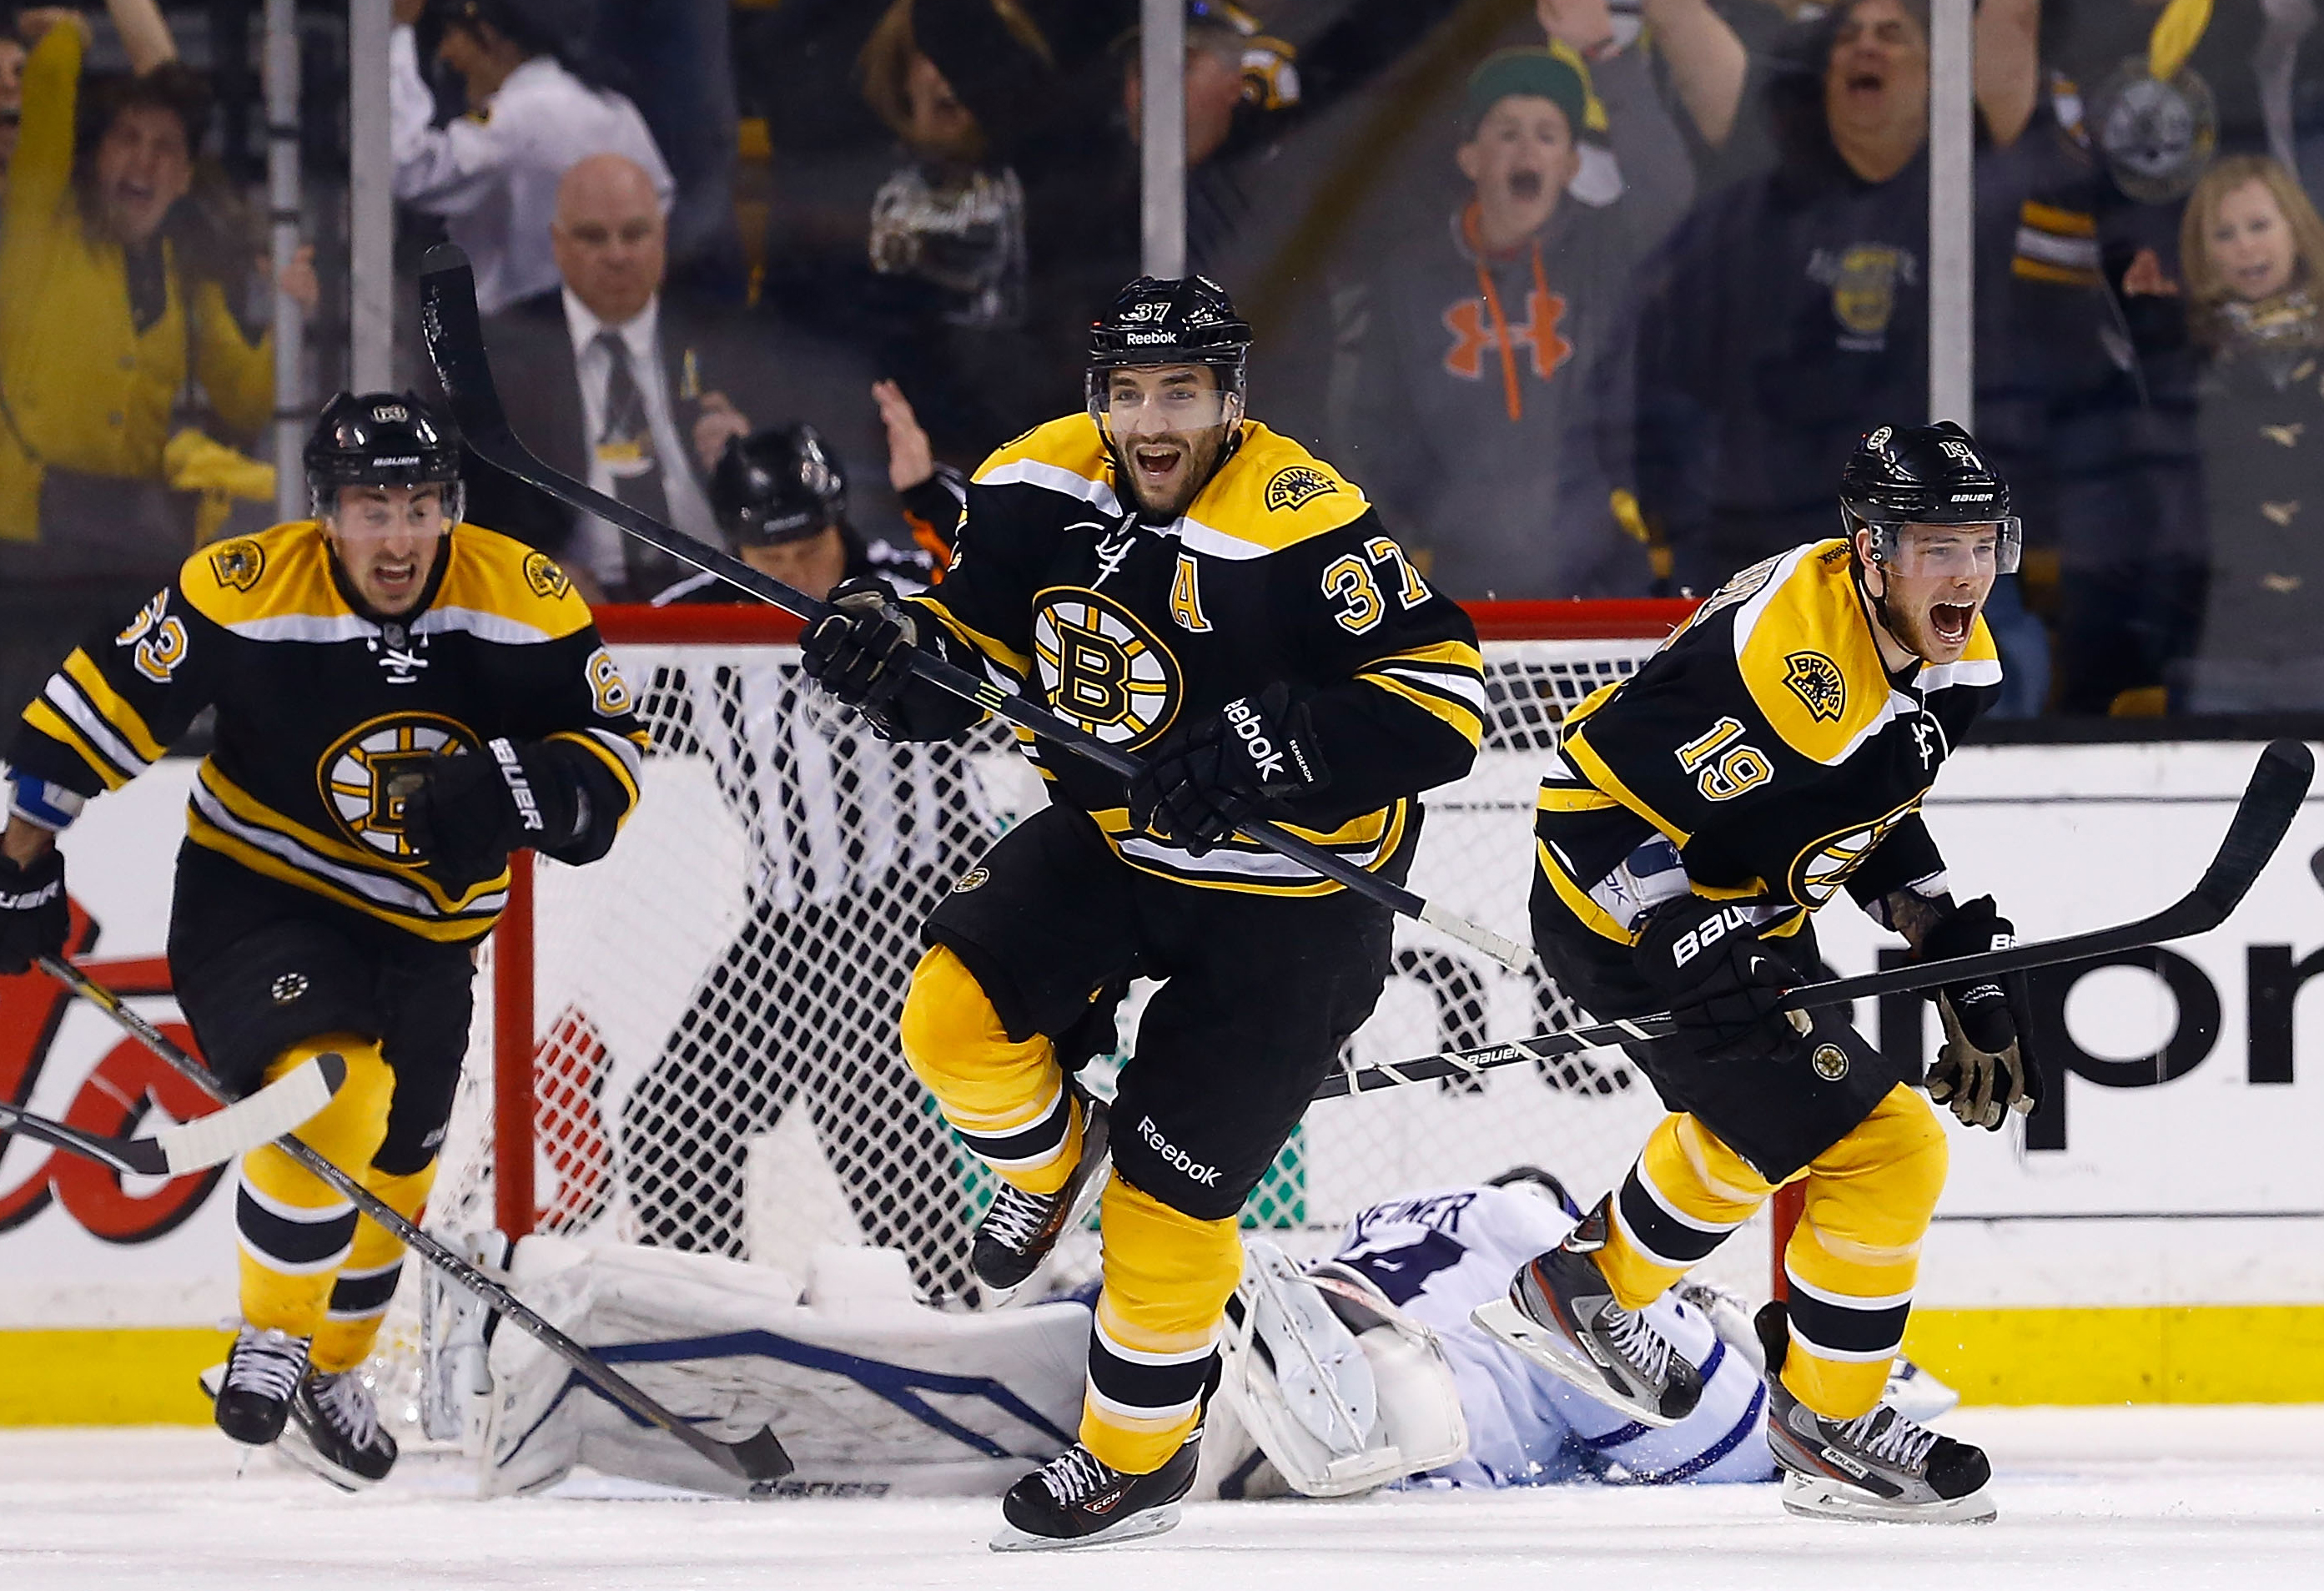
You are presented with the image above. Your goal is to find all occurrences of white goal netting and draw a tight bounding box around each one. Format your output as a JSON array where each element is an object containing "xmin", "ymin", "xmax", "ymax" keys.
[{"xmin": 374, "ymin": 621, "xmax": 1770, "ymax": 1435}]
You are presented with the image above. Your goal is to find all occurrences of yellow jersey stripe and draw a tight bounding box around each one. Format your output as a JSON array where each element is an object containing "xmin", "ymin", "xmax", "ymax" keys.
[
  {"xmin": 547, "ymin": 728, "xmax": 641, "ymax": 810},
  {"xmin": 1357, "ymin": 669, "xmax": 1486, "ymax": 747},
  {"xmin": 62, "ymin": 651, "xmax": 166, "ymax": 765},
  {"xmin": 184, "ymin": 819, "xmax": 494, "ymax": 944},
  {"xmin": 916, "ymin": 597, "xmax": 1034, "ymax": 679},
  {"xmin": 1534, "ymin": 783, "xmax": 1622, "ymax": 814},
  {"xmin": 1535, "ymin": 836, "xmax": 1634, "ymax": 945},
  {"xmin": 199, "ymin": 763, "xmax": 505, "ymax": 916},
  {"xmin": 1560, "ymin": 726, "xmax": 1693, "ymax": 847},
  {"xmin": 23, "ymin": 700, "xmax": 132, "ymax": 791}
]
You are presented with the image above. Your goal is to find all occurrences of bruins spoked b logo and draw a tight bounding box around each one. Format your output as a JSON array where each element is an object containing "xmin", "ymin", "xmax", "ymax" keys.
[
  {"xmin": 318, "ymin": 713, "xmax": 482, "ymax": 859},
  {"xmin": 1030, "ymin": 587, "xmax": 1182, "ymax": 747}
]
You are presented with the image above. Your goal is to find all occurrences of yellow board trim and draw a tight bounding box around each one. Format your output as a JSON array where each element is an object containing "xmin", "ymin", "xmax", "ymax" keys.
[
  {"xmin": 1902, "ymin": 1305, "xmax": 2324, "ymax": 1404},
  {"xmin": 0, "ymin": 1327, "xmax": 234, "ymax": 1424}
]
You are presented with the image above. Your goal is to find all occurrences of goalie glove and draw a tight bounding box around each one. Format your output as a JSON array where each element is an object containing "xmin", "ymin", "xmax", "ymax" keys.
[
  {"xmin": 396, "ymin": 739, "xmax": 585, "ymax": 880},
  {"xmin": 799, "ymin": 576, "xmax": 920, "ymax": 717},
  {"xmin": 1632, "ymin": 895, "xmax": 1811, "ymax": 1064},
  {"xmin": 0, "ymin": 847, "xmax": 68, "ymax": 975},
  {"xmin": 1917, "ymin": 896, "xmax": 2042, "ymax": 1130},
  {"xmin": 1127, "ymin": 682, "xmax": 1329, "ymax": 858}
]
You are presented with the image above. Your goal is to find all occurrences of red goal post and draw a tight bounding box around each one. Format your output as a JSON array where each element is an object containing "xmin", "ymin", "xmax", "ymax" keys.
[{"xmin": 453, "ymin": 596, "xmax": 1804, "ymax": 1310}]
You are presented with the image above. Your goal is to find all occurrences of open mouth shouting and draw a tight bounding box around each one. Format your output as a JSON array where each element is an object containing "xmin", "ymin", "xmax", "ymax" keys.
[
  {"xmin": 1928, "ymin": 600, "xmax": 1977, "ymax": 647},
  {"xmin": 1131, "ymin": 439, "xmax": 1187, "ymax": 496},
  {"xmin": 1506, "ymin": 168, "xmax": 1544, "ymax": 203}
]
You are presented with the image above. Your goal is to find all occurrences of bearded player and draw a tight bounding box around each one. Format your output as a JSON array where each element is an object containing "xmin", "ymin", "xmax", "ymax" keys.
[
  {"xmin": 0, "ymin": 393, "xmax": 646, "ymax": 1488},
  {"xmin": 1481, "ymin": 422, "xmax": 2040, "ymax": 1523},
  {"xmin": 800, "ymin": 275, "xmax": 1486, "ymax": 1549}
]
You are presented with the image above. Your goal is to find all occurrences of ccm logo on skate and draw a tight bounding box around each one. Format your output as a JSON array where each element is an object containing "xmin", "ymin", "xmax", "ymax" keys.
[
  {"xmin": 490, "ymin": 738, "xmax": 546, "ymax": 833},
  {"xmin": 1135, "ymin": 1115, "xmax": 1222, "ymax": 1186},
  {"xmin": 1668, "ymin": 907, "xmax": 1756, "ymax": 968}
]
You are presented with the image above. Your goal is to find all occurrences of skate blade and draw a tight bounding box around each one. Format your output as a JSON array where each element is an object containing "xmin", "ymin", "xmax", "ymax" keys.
[
  {"xmin": 1780, "ymin": 1470, "xmax": 1996, "ymax": 1525},
  {"xmin": 988, "ymin": 1503, "xmax": 1181, "ymax": 1553},
  {"xmin": 269, "ymin": 1427, "xmax": 377, "ymax": 1494},
  {"xmin": 1469, "ymin": 1298, "xmax": 1683, "ymax": 1429}
]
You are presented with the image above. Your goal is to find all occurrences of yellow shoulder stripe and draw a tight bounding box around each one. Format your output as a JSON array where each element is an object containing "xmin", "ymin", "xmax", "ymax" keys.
[
  {"xmin": 973, "ymin": 415, "xmax": 1114, "ymax": 491},
  {"xmin": 1732, "ymin": 540, "xmax": 1896, "ymax": 766},
  {"xmin": 1182, "ymin": 422, "xmax": 1371, "ymax": 555},
  {"xmin": 547, "ymin": 728, "xmax": 641, "ymax": 809},
  {"xmin": 175, "ymin": 521, "xmax": 345, "ymax": 629},
  {"xmin": 432, "ymin": 526, "xmax": 596, "ymax": 641}
]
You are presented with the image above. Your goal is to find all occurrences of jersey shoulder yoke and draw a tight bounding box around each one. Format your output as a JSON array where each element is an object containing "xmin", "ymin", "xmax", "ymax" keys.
[
  {"xmin": 971, "ymin": 415, "xmax": 1117, "ymax": 506},
  {"xmin": 430, "ymin": 524, "xmax": 596, "ymax": 642},
  {"xmin": 1726, "ymin": 539, "xmax": 1899, "ymax": 764},
  {"xmin": 1181, "ymin": 422, "xmax": 1369, "ymax": 559},
  {"xmin": 176, "ymin": 521, "xmax": 344, "ymax": 629}
]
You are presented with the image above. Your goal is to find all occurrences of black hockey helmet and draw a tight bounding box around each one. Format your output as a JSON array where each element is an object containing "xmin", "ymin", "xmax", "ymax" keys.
[
  {"xmin": 1086, "ymin": 274, "xmax": 1253, "ymax": 400},
  {"xmin": 1838, "ymin": 420, "xmax": 2020, "ymax": 574},
  {"xmin": 304, "ymin": 390, "xmax": 464, "ymax": 526},
  {"xmin": 710, "ymin": 423, "xmax": 848, "ymax": 546}
]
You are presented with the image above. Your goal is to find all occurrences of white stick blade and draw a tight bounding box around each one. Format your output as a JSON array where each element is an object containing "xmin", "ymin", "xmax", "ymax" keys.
[{"xmin": 155, "ymin": 1054, "xmax": 344, "ymax": 1174}]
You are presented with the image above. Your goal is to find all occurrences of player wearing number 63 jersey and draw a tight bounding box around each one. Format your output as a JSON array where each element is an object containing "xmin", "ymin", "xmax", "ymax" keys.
[
  {"xmin": 0, "ymin": 392, "xmax": 646, "ymax": 1489},
  {"xmin": 1490, "ymin": 422, "xmax": 2040, "ymax": 1524},
  {"xmin": 802, "ymin": 274, "xmax": 1485, "ymax": 1549}
]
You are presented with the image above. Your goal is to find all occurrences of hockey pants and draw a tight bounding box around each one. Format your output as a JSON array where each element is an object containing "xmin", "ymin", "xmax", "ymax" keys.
[
  {"xmin": 902, "ymin": 943, "xmax": 1241, "ymax": 1474},
  {"xmin": 1596, "ymin": 1085, "xmax": 1948, "ymax": 1421},
  {"xmin": 234, "ymin": 1036, "xmax": 437, "ymax": 1372}
]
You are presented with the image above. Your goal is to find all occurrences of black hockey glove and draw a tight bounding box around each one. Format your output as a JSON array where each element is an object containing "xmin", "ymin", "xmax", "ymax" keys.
[
  {"xmin": 1632, "ymin": 894, "xmax": 1810, "ymax": 1065},
  {"xmin": 799, "ymin": 576, "xmax": 921, "ymax": 715},
  {"xmin": 1917, "ymin": 896, "xmax": 2041, "ymax": 1130},
  {"xmin": 396, "ymin": 738, "xmax": 585, "ymax": 879},
  {"xmin": 1127, "ymin": 682, "xmax": 1329, "ymax": 858},
  {"xmin": 0, "ymin": 848, "xmax": 68, "ymax": 975}
]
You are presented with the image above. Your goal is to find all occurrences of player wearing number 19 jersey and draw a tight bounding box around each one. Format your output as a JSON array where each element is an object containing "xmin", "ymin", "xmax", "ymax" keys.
[
  {"xmin": 801, "ymin": 274, "xmax": 1485, "ymax": 1549},
  {"xmin": 1488, "ymin": 423, "xmax": 2042, "ymax": 1523}
]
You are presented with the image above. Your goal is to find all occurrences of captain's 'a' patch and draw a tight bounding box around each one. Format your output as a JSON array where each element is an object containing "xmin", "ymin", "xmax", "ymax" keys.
[{"xmin": 1783, "ymin": 650, "xmax": 1847, "ymax": 722}]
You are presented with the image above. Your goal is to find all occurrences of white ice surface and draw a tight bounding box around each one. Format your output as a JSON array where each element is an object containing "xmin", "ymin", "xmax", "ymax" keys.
[{"xmin": 3, "ymin": 1407, "xmax": 2320, "ymax": 1590}]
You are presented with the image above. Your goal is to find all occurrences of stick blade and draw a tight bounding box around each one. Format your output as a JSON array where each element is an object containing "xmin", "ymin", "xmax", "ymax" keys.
[
  {"xmin": 156, "ymin": 1052, "xmax": 345, "ymax": 1175},
  {"xmin": 731, "ymin": 1427, "xmax": 797, "ymax": 1493},
  {"xmin": 2192, "ymin": 738, "xmax": 2314, "ymax": 922},
  {"xmin": 416, "ymin": 245, "xmax": 506, "ymax": 443}
]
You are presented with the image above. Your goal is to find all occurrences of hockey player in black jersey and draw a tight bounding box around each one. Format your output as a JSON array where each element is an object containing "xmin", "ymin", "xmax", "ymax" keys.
[
  {"xmin": 1479, "ymin": 421, "xmax": 2039, "ymax": 1523},
  {"xmin": 0, "ymin": 393, "xmax": 646, "ymax": 1488},
  {"xmin": 801, "ymin": 276, "xmax": 1486, "ymax": 1549}
]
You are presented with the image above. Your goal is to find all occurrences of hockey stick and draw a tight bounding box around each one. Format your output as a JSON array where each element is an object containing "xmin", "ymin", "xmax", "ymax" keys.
[
  {"xmin": 416, "ymin": 245, "xmax": 1532, "ymax": 973},
  {"xmin": 37, "ymin": 954, "xmax": 797, "ymax": 1492},
  {"xmin": 1315, "ymin": 738, "xmax": 2313, "ymax": 1099},
  {"xmin": 0, "ymin": 1052, "xmax": 345, "ymax": 1177}
]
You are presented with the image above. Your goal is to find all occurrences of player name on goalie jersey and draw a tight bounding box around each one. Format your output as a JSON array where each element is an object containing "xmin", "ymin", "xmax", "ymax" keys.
[
  {"xmin": 905, "ymin": 414, "xmax": 1488, "ymax": 894},
  {"xmin": 11, "ymin": 519, "xmax": 647, "ymax": 942},
  {"xmin": 1536, "ymin": 536, "xmax": 2004, "ymax": 944}
]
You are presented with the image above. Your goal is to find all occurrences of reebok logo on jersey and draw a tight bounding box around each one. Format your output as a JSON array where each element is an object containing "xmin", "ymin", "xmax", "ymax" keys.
[
  {"xmin": 490, "ymin": 738, "xmax": 546, "ymax": 833},
  {"xmin": 1135, "ymin": 1115, "xmax": 1222, "ymax": 1187}
]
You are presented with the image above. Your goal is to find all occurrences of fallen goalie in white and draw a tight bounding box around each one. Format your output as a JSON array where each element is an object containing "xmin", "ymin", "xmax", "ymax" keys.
[{"xmin": 434, "ymin": 1171, "xmax": 1954, "ymax": 1503}]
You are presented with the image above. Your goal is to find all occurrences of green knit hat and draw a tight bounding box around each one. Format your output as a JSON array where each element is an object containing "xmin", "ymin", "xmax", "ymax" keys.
[{"xmin": 1463, "ymin": 46, "xmax": 1602, "ymax": 137}]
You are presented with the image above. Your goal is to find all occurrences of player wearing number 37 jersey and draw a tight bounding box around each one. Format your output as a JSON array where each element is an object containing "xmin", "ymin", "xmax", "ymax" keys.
[
  {"xmin": 802, "ymin": 274, "xmax": 1485, "ymax": 1550},
  {"xmin": 1488, "ymin": 422, "xmax": 2042, "ymax": 1524}
]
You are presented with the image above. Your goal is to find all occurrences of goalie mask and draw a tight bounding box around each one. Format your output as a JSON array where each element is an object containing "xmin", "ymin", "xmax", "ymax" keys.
[
  {"xmin": 304, "ymin": 390, "xmax": 465, "ymax": 531},
  {"xmin": 1208, "ymin": 1237, "xmax": 1467, "ymax": 1498},
  {"xmin": 1087, "ymin": 274, "xmax": 1252, "ymax": 521}
]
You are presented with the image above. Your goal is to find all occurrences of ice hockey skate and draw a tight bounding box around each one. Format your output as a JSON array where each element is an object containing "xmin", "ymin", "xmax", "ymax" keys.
[
  {"xmin": 277, "ymin": 1371, "xmax": 399, "ymax": 1491},
  {"xmin": 989, "ymin": 1433, "xmax": 1202, "ymax": 1552},
  {"xmin": 209, "ymin": 1326, "xmax": 312, "ymax": 1448},
  {"xmin": 1471, "ymin": 1199, "xmax": 1703, "ymax": 1427},
  {"xmin": 969, "ymin": 1099, "xmax": 1110, "ymax": 1295},
  {"xmin": 1757, "ymin": 1303, "xmax": 1995, "ymax": 1523}
]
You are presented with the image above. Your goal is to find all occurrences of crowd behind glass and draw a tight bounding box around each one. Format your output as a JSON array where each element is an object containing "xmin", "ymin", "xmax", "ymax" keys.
[{"xmin": 5, "ymin": 0, "xmax": 2323, "ymax": 721}]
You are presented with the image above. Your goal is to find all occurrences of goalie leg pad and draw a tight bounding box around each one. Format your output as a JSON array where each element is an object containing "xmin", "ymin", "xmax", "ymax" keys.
[
  {"xmin": 234, "ymin": 1037, "xmax": 394, "ymax": 1339},
  {"xmin": 1084, "ymin": 1173, "xmax": 1241, "ymax": 1475},
  {"xmin": 312, "ymin": 1157, "xmax": 436, "ymax": 1372},
  {"xmin": 899, "ymin": 944, "xmax": 1084, "ymax": 1196},
  {"xmin": 1778, "ymin": 1085, "xmax": 1948, "ymax": 1422}
]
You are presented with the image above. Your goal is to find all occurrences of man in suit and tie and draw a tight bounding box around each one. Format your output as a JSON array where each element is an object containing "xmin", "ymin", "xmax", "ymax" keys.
[{"xmin": 468, "ymin": 151, "xmax": 879, "ymax": 599}]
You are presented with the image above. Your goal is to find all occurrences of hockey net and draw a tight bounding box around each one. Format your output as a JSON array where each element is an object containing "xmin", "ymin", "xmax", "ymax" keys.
[{"xmin": 375, "ymin": 599, "xmax": 1786, "ymax": 1432}]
